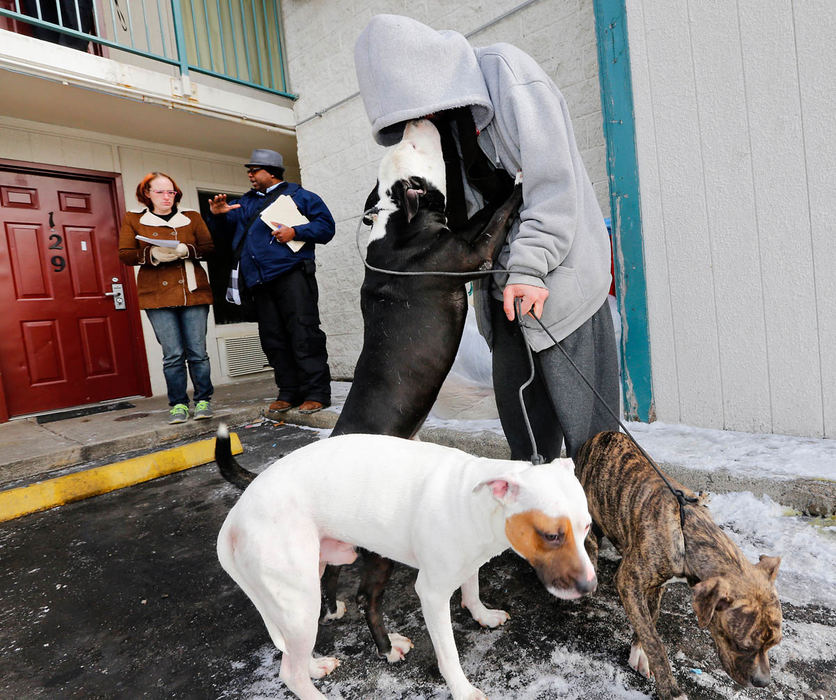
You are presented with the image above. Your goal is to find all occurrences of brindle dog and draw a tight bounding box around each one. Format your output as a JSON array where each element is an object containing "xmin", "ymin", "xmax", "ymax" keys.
[{"xmin": 576, "ymin": 431, "xmax": 782, "ymax": 699}]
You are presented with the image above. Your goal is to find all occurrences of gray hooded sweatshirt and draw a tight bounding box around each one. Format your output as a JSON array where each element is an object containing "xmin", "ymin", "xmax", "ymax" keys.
[{"xmin": 354, "ymin": 14, "xmax": 612, "ymax": 351}]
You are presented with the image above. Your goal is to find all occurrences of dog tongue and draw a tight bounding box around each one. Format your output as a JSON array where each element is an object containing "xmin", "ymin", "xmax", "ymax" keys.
[{"xmin": 405, "ymin": 188, "xmax": 422, "ymax": 222}]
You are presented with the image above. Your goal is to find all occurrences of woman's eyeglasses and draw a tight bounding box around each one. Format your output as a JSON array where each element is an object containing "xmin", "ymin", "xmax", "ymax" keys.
[{"xmin": 150, "ymin": 189, "xmax": 177, "ymax": 195}]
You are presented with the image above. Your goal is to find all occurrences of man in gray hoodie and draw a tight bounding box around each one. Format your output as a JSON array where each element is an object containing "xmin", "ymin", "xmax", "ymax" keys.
[{"xmin": 354, "ymin": 14, "xmax": 619, "ymax": 461}]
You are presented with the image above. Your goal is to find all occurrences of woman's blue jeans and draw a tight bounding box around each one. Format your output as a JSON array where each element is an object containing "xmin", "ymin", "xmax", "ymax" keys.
[{"xmin": 145, "ymin": 305, "xmax": 213, "ymax": 407}]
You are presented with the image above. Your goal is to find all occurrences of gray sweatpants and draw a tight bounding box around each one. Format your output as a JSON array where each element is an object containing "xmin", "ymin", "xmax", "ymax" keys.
[{"xmin": 490, "ymin": 298, "xmax": 620, "ymax": 462}]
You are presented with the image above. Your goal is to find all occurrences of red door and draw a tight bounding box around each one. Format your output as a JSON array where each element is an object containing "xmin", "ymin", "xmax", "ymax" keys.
[{"xmin": 0, "ymin": 165, "xmax": 149, "ymax": 420}]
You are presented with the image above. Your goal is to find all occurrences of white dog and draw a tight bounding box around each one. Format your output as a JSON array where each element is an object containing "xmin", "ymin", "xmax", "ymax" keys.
[{"xmin": 216, "ymin": 427, "xmax": 596, "ymax": 700}]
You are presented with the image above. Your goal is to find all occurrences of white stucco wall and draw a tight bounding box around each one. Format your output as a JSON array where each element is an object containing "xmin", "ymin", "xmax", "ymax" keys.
[
  {"xmin": 280, "ymin": 0, "xmax": 607, "ymax": 379},
  {"xmin": 626, "ymin": 0, "xmax": 835, "ymax": 438}
]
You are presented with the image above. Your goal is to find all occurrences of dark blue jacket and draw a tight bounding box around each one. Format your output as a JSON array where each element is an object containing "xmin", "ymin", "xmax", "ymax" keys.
[{"xmin": 220, "ymin": 182, "xmax": 335, "ymax": 288}]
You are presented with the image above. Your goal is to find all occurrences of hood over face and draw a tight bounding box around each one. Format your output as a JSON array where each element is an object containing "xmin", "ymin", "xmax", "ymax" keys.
[{"xmin": 354, "ymin": 14, "xmax": 494, "ymax": 146}]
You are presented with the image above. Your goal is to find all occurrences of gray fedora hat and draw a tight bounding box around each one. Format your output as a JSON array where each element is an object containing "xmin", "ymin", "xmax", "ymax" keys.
[{"xmin": 245, "ymin": 148, "xmax": 284, "ymax": 169}]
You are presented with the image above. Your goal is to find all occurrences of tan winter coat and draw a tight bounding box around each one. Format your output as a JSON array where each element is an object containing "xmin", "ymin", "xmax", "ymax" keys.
[{"xmin": 118, "ymin": 208, "xmax": 214, "ymax": 309}]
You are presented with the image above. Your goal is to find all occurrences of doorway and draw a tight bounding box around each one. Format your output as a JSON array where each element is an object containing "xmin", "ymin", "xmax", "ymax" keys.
[{"xmin": 0, "ymin": 161, "xmax": 150, "ymax": 421}]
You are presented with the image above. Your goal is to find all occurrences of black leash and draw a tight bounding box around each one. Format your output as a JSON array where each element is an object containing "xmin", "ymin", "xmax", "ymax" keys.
[
  {"xmin": 516, "ymin": 303, "xmax": 545, "ymax": 466},
  {"xmin": 356, "ymin": 208, "xmax": 511, "ymax": 278},
  {"xmin": 355, "ymin": 211, "xmax": 698, "ymax": 524},
  {"xmin": 513, "ymin": 299, "xmax": 699, "ymax": 526}
]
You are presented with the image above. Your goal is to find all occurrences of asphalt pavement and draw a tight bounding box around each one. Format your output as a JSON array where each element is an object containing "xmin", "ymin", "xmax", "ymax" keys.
[
  {"xmin": 2, "ymin": 419, "xmax": 833, "ymax": 699},
  {"xmin": 0, "ymin": 375, "xmax": 834, "ymax": 698}
]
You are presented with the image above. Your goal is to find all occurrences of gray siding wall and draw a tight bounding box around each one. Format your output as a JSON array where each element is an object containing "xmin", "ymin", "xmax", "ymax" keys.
[{"xmin": 627, "ymin": 0, "xmax": 835, "ymax": 437}]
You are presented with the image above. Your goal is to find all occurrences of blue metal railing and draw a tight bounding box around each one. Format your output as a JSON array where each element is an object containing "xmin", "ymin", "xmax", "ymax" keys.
[{"xmin": 0, "ymin": 0, "xmax": 294, "ymax": 98}]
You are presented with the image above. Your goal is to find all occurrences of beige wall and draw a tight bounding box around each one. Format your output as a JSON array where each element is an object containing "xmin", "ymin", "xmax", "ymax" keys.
[{"xmin": 281, "ymin": 0, "xmax": 606, "ymax": 379}]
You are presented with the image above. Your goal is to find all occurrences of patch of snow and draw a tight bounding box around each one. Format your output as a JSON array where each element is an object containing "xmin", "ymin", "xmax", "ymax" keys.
[{"xmin": 707, "ymin": 492, "xmax": 836, "ymax": 607}]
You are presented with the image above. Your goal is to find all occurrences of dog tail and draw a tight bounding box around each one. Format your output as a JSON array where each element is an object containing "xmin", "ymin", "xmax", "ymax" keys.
[{"xmin": 215, "ymin": 423, "xmax": 256, "ymax": 490}]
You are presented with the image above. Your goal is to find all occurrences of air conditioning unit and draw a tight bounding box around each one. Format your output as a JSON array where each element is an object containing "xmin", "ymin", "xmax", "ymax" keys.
[{"xmin": 217, "ymin": 333, "xmax": 271, "ymax": 377}]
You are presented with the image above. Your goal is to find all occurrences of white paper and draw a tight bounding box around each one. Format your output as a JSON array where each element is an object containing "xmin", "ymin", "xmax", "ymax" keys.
[
  {"xmin": 260, "ymin": 195, "xmax": 307, "ymax": 252},
  {"xmin": 135, "ymin": 235, "xmax": 180, "ymax": 248}
]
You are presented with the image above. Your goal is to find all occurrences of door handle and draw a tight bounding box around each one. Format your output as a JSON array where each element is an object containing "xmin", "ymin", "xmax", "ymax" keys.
[{"xmin": 105, "ymin": 283, "xmax": 126, "ymax": 310}]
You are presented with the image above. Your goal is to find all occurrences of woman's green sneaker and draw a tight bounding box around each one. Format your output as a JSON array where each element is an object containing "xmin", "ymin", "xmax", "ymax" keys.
[
  {"xmin": 168, "ymin": 404, "xmax": 189, "ymax": 424},
  {"xmin": 193, "ymin": 400, "xmax": 213, "ymax": 420}
]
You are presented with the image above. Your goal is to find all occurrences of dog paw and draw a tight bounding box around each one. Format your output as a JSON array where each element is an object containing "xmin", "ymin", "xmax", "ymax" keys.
[
  {"xmin": 629, "ymin": 642, "xmax": 651, "ymax": 678},
  {"xmin": 383, "ymin": 633, "xmax": 414, "ymax": 663},
  {"xmin": 455, "ymin": 687, "xmax": 488, "ymax": 700},
  {"xmin": 477, "ymin": 607, "xmax": 510, "ymax": 628},
  {"xmin": 321, "ymin": 599, "xmax": 346, "ymax": 622},
  {"xmin": 466, "ymin": 603, "xmax": 510, "ymax": 628},
  {"xmin": 309, "ymin": 655, "xmax": 340, "ymax": 679}
]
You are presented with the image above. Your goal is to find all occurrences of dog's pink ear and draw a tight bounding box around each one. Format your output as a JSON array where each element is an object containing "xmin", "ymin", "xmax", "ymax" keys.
[
  {"xmin": 692, "ymin": 577, "xmax": 734, "ymax": 628},
  {"xmin": 474, "ymin": 478, "xmax": 520, "ymax": 504},
  {"xmin": 756, "ymin": 555, "xmax": 781, "ymax": 583}
]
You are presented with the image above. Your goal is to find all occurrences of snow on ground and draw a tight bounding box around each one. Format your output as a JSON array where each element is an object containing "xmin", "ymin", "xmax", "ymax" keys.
[
  {"xmin": 275, "ymin": 321, "xmax": 836, "ymax": 697},
  {"xmin": 235, "ymin": 628, "xmax": 656, "ymax": 700},
  {"xmin": 707, "ymin": 491, "xmax": 836, "ymax": 608},
  {"xmin": 460, "ymin": 644, "xmax": 652, "ymax": 700},
  {"xmin": 331, "ymin": 376, "xmax": 836, "ymax": 483},
  {"xmin": 248, "ymin": 421, "xmax": 835, "ymax": 698},
  {"xmin": 626, "ymin": 421, "xmax": 836, "ymax": 482}
]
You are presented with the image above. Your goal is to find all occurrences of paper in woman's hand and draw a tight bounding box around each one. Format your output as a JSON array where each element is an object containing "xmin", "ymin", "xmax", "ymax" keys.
[{"xmin": 135, "ymin": 235, "xmax": 180, "ymax": 248}]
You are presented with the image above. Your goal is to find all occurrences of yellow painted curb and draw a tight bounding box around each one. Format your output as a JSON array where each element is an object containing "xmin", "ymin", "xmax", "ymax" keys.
[{"xmin": 0, "ymin": 432, "xmax": 243, "ymax": 522}]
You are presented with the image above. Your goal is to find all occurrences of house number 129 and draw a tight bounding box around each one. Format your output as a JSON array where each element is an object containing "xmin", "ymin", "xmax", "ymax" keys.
[{"xmin": 47, "ymin": 212, "xmax": 65, "ymax": 272}]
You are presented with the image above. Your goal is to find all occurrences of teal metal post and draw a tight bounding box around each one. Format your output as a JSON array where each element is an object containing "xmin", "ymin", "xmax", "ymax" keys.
[
  {"xmin": 593, "ymin": 0, "xmax": 654, "ymax": 422},
  {"xmin": 170, "ymin": 0, "xmax": 191, "ymax": 79}
]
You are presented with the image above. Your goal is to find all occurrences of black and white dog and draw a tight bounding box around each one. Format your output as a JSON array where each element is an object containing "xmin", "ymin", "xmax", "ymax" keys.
[
  {"xmin": 333, "ymin": 118, "xmax": 520, "ymax": 438},
  {"xmin": 326, "ymin": 118, "xmax": 522, "ymax": 660}
]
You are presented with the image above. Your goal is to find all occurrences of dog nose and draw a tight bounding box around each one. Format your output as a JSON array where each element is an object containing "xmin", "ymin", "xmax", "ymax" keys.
[
  {"xmin": 750, "ymin": 670, "xmax": 771, "ymax": 688},
  {"xmin": 749, "ymin": 655, "xmax": 771, "ymax": 688},
  {"xmin": 576, "ymin": 573, "xmax": 597, "ymax": 595}
]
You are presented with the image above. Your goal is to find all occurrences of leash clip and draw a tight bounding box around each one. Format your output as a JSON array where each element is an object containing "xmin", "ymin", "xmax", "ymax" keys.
[
  {"xmin": 673, "ymin": 488, "xmax": 700, "ymax": 527},
  {"xmin": 362, "ymin": 206, "xmax": 381, "ymax": 225}
]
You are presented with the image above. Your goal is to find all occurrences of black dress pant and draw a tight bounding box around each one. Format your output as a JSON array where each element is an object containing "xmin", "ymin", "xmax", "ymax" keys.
[{"xmin": 252, "ymin": 264, "xmax": 331, "ymax": 404}]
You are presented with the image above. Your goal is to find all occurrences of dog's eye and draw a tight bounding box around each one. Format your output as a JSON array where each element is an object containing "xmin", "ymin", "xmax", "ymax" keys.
[{"xmin": 542, "ymin": 531, "xmax": 565, "ymax": 545}]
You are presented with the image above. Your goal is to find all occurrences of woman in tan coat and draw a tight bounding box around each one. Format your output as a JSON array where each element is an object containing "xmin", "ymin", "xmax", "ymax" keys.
[{"xmin": 119, "ymin": 172, "xmax": 215, "ymax": 424}]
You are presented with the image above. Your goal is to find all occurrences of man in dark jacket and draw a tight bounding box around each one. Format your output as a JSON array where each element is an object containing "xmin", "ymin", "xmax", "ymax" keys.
[{"xmin": 209, "ymin": 149, "xmax": 335, "ymax": 414}]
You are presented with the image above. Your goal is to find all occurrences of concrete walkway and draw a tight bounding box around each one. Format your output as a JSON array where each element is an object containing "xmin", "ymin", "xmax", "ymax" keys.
[
  {"xmin": 0, "ymin": 375, "xmax": 277, "ymax": 488},
  {"xmin": 1, "ymin": 374, "xmax": 833, "ymax": 516}
]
